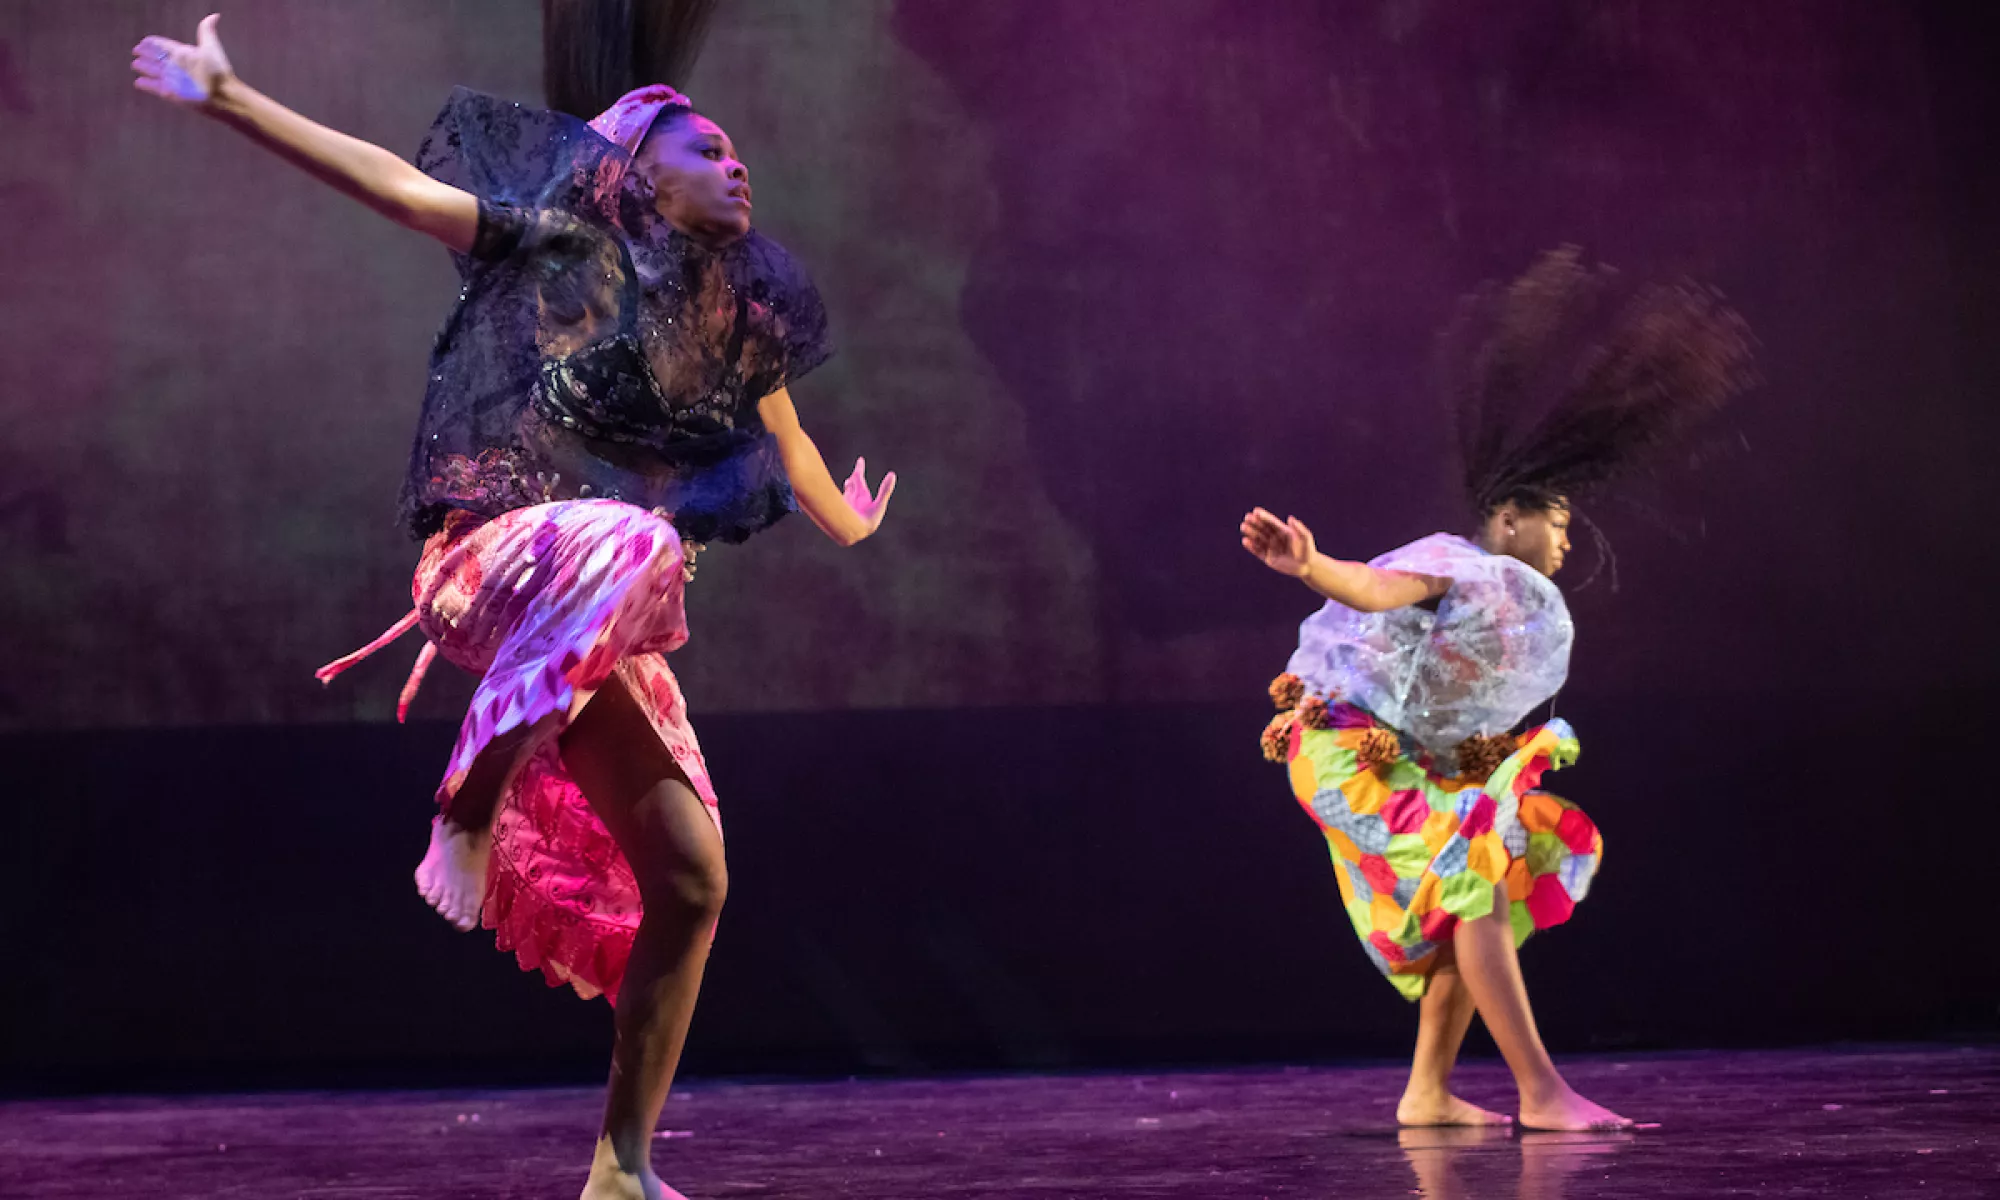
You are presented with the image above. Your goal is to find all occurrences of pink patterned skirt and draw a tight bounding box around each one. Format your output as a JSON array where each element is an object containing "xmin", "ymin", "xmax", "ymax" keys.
[{"xmin": 320, "ymin": 499, "xmax": 719, "ymax": 1003}]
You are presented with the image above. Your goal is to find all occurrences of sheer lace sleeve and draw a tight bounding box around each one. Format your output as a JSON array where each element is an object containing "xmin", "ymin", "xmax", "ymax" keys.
[{"xmin": 732, "ymin": 231, "xmax": 833, "ymax": 405}]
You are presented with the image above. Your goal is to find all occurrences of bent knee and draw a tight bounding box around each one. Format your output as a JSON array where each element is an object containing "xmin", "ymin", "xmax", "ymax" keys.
[{"xmin": 638, "ymin": 850, "xmax": 728, "ymax": 918}]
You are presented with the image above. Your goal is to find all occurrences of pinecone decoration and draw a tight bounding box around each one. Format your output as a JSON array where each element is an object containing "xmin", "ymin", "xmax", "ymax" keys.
[
  {"xmin": 1260, "ymin": 712, "xmax": 1297, "ymax": 763},
  {"xmin": 1455, "ymin": 733, "xmax": 1519, "ymax": 782},
  {"xmin": 1297, "ymin": 694, "xmax": 1333, "ymax": 730},
  {"xmin": 1268, "ymin": 673, "xmax": 1306, "ymax": 711},
  {"xmin": 1355, "ymin": 727, "xmax": 1402, "ymax": 772}
]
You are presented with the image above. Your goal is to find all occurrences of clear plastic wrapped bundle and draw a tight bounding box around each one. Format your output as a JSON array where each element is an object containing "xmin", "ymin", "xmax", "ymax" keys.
[{"xmin": 1284, "ymin": 534, "xmax": 1572, "ymax": 754}]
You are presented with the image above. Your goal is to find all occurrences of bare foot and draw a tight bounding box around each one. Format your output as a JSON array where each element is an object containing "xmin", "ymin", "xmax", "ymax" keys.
[
  {"xmin": 580, "ymin": 1136, "xmax": 684, "ymax": 1200},
  {"xmin": 1518, "ymin": 1085, "xmax": 1633, "ymax": 1132},
  {"xmin": 1398, "ymin": 1087, "xmax": 1513, "ymax": 1127},
  {"xmin": 413, "ymin": 817, "xmax": 490, "ymax": 932}
]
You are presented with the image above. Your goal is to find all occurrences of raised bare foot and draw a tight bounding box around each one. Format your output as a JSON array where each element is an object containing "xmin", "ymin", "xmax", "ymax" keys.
[
  {"xmin": 413, "ymin": 817, "xmax": 490, "ymax": 932},
  {"xmin": 1398, "ymin": 1087, "xmax": 1513, "ymax": 1127},
  {"xmin": 580, "ymin": 1137, "xmax": 684, "ymax": 1200},
  {"xmin": 1518, "ymin": 1085, "xmax": 1633, "ymax": 1132}
]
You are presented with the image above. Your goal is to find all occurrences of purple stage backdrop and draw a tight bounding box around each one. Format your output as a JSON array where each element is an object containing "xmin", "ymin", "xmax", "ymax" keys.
[
  {"xmin": 2, "ymin": 0, "xmax": 1995, "ymax": 728},
  {"xmin": 4, "ymin": 2, "xmax": 1999, "ymax": 1087}
]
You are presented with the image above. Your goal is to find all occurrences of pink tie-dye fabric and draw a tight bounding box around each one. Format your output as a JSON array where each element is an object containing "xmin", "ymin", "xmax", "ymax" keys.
[{"xmin": 410, "ymin": 499, "xmax": 720, "ymax": 1002}]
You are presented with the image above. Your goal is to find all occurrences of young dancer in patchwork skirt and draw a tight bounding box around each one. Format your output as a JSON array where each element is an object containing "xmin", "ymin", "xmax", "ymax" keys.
[
  {"xmin": 1241, "ymin": 248, "xmax": 1753, "ymax": 1132},
  {"xmin": 133, "ymin": 7, "xmax": 892, "ymax": 1196}
]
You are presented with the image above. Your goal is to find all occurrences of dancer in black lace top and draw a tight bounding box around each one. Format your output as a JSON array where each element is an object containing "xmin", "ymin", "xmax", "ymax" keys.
[{"xmin": 133, "ymin": 8, "xmax": 893, "ymax": 1197}]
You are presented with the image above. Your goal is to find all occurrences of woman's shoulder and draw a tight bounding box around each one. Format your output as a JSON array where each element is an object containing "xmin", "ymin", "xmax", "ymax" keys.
[{"xmin": 1369, "ymin": 532, "xmax": 1483, "ymax": 573}]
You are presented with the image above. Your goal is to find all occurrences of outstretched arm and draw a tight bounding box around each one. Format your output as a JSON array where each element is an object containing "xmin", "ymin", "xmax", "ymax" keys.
[
  {"xmin": 132, "ymin": 14, "xmax": 478, "ymax": 253},
  {"xmin": 758, "ymin": 388, "xmax": 895, "ymax": 548},
  {"xmin": 1240, "ymin": 507, "xmax": 1448, "ymax": 612}
]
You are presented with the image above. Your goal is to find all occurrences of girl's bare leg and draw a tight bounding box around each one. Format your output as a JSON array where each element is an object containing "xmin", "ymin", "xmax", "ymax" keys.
[
  {"xmin": 415, "ymin": 716, "xmax": 554, "ymax": 931},
  {"xmin": 1452, "ymin": 884, "xmax": 1632, "ymax": 1131},
  {"xmin": 562, "ymin": 676, "xmax": 725, "ymax": 1200},
  {"xmin": 1398, "ymin": 945, "xmax": 1511, "ymax": 1125}
]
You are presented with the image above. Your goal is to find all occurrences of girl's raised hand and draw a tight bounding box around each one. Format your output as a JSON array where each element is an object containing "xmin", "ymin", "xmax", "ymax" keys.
[
  {"xmin": 132, "ymin": 13, "xmax": 234, "ymax": 110},
  {"xmin": 1241, "ymin": 507, "xmax": 1315, "ymax": 578},
  {"xmin": 842, "ymin": 457, "xmax": 897, "ymax": 538}
]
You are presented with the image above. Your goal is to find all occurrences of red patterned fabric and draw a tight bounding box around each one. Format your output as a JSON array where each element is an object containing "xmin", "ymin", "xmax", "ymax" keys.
[{"xmin": 410, "ymin": 499, "xmax": 720, "ymax": 1002}]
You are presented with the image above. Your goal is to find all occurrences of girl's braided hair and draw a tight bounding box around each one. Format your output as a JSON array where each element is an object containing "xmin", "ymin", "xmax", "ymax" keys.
[{"xmin": 1440, "ymin": 246, "xmax": 1757, "ymax": 523}]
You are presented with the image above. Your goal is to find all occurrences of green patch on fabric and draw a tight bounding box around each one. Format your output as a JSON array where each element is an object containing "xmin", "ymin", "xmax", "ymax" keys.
[
  {"xmin": 1509, "ymin": 900, "xmax": 1536, "ymax": 946},
  {"xmin": 1388, "ymin": 972, "xmax": 1428, "ymax": 1001},
  {"xmin": 1526, "ymin": 831, "xmax": 1568, "ymax": 877},
  {"xmin": 1298, "ymin": 728, "xmax": 1360, "ymax": 787},
  {"xmin": 1388, "ymin": 908, "xmax": 1425, "ymax": 946},
  {"xmin": 1385, "ymin": 833, "xmax": 1433, "ymax": 879},
  {"xmin": 1382, "ymin": 759, "xmax": 1429, "ymax": 791},
  {"xmin": 1439, "ymin": 869, "xmax": 1497, "ymax": 920},
  {"xmin": 1343, "ymin": 895, "xmax": 1373, "ymax": 939}
]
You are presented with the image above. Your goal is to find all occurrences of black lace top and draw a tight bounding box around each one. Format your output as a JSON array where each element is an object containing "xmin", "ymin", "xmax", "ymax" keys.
[{"xmin": 399, "ymin": 89, "xmax": 832, "ymax": 543}]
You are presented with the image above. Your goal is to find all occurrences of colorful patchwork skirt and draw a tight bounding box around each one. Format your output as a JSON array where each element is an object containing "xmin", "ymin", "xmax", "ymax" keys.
[
  {"xmin": 1265, "ymin": 687, "xmax": 1602, "ymax": 999},
  {"xmin": 319, "ymin": 499, "xmax": 720, "ymax": 1003}
]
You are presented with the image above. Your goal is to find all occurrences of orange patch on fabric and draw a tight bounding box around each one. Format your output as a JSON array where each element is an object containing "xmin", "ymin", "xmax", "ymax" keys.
[
  {"xmin": 1325, "ymin": 826, "xmax": 1361, "ymax": 863},
  {"xmin": 1519, "ymin": 791, "xmax": 1566, "ymax": 834},
  {"xmin": 1506, "ymin": 857, "xmax": 1534, "ymax": 902}
]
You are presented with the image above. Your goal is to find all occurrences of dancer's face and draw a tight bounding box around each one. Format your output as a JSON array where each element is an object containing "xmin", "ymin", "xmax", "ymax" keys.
[
  {"xmin": 1487, "ymin": 500, "xmax": 1572, "ymax": 577},
  {"xmin": 637, "ymin": 112, "xmax": 753, "ymax": 242}
]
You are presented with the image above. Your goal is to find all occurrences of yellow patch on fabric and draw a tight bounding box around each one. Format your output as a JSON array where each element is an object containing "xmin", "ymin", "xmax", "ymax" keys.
[
  {"xmin": 1464, "ymin": 832, "xmax": 1508, "ymax": 882},
  {"xmin": 1289, "ymin": 753, "xmax": 1317, "ymax": 804},
  {"xmin": 1342, "ymin": 769, "xmax": 1393, "ymax": 816},
  {"xmin": 1407, "ymin": 873, "xmax": 1442, "ymax": 917},
  {"xmin": 1369, "ymin": 893, "xmax": 1404, "ymax": 932},
  {"xmin": 1420, "ymin": 809, "xmax": 1457, "ymax": 852}
]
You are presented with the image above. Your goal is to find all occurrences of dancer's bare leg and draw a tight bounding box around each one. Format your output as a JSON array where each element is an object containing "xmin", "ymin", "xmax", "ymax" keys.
[
  {"xmin": 1398, "ymin": 945, "xmax": 1511, "ymax": 1126},
  {"xmin": 1453, "ymin": 884, "xmax": 1632, "ymax": 1131},
  {"xmin": 562, "ymin": 676, "xmax": 724, "ymax": 1200},
  {"xmin": 414, "ymin": 716, "xmax": 554, "ymax": 930}
]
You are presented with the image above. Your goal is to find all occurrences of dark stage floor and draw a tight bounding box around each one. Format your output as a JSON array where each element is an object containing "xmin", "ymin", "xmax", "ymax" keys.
[{"xmin": 1, "ymin": 1046, "xmax": 1993, "ymax": 1198}]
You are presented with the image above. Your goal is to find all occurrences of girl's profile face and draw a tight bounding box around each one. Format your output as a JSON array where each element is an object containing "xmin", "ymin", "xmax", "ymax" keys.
[
  {"xmin": 1495, "ymin": 500, "xmax": 1572, "ymax": 577},
  {"xmin": 636, "ymin": 112, "xmax": 752, "ymax": 242}
]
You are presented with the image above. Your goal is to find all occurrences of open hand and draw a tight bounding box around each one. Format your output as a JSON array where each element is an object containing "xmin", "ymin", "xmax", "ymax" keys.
[
  {"xmin": 843, "ymin": 457, "xmax": 896, "ymax": 538},
  {"xmin": 132, "ymin": 13, "xmax": 234, "ymax": 110},
  {"xmin": 1241, "ymin": 507, "xmax": 1315, "ymax": 578}
]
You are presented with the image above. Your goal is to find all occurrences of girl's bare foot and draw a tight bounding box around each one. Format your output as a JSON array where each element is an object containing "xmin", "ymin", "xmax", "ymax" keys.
[
  {"xmin": 1397, "ymin": 1086, "xmax": 1513, "ymax": 1127},
  {"xmin": 413, "ymin": 817, "xmax": 490, "ymax": 931},
  {"xmin": 1518, "ymin": 1085, "xmax": 1633, "ymax": 1132},
  {"xmin": 580, "ymin": 1135, "xmax": 684, "ymax": 1200}
]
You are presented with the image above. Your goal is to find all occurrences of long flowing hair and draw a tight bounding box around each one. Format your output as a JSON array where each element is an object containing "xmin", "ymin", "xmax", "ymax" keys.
[
  {"xmin": 1439, "ymin": 246, "xmax": 1757, "ymax": 523},
  {"xmin": 542, "ymin": 0, "xmax": 723, "ymax": 118}
]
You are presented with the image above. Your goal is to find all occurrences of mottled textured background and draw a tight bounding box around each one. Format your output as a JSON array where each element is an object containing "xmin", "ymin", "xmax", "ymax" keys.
[
  {"xmin": 4, "ymin": 0, "xmax": 1993, "ymax": 727},
  {"xmin": 3, "ymin": 2, "xmax": 1997, "ymax": 1083}
]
